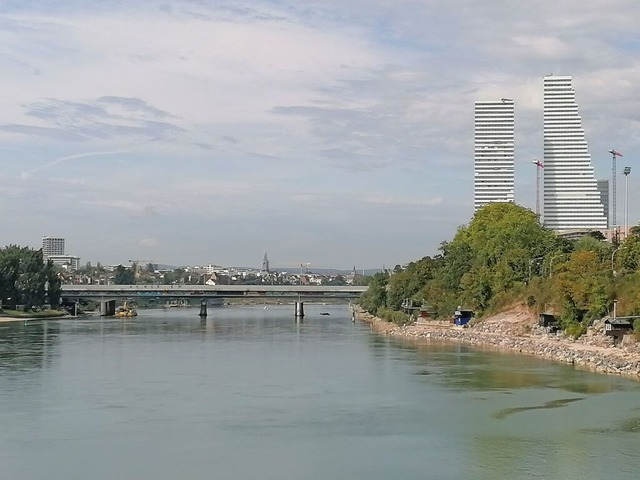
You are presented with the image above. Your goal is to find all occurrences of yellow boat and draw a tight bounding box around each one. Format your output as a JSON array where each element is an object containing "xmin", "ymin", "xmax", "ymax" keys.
[{"xmin": 115, "ymin": 301, "xmax": 137, "ymax": 318}]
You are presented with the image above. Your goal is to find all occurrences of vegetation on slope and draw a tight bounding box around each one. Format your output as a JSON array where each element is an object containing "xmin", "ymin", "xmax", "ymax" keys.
[{"xmin": 359, "ymin": 203, "xmax": 640, "ymax": 337}]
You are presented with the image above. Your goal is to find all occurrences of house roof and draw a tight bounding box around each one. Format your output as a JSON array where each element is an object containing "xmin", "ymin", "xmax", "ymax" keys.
[{"xmin": 604, "ymin": 317, "xmax": 634, "ymax": 328}]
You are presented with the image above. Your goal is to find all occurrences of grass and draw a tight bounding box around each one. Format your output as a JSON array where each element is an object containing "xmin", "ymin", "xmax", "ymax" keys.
[{"xmin": 0, "ymin": 309, "xmax": 67, "ymax": 319}]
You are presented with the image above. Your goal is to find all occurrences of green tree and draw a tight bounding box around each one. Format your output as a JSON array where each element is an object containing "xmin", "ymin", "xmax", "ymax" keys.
[
  {"xmin": 358, "ymin": 272, "xmax": 389, "ymax": 315},
  {"xmin": 439, "ymin": 203, "xmax": 557, "ymax": 312},
  {"xmin": 114, "ymin": 265, "xmax": 135, "ymax": 285},
  {"xmin": 0, "ymin": 246, "xmax": 54, "ymax": 310},
  {"xmin": 45, "ymin": 260, "xmax": 62, "ymax": 307},
  {"xmin": 616, "ymin": 236, "xmax": 640, "ymax": 273},
  {"xmin": 0, "ymin": 245, "xmax": 23, "ymax": 307}
]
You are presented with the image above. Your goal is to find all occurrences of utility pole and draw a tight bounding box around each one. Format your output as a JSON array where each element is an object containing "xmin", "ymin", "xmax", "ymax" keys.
[
  {"xmin": 624, "ymin": 166, "xmax": 631, "ymax": 239},
  {"xmin": 532, "ymin": 160, "xmax": 544, "ymax": 216},
  {"xmin": 608, "ymin": 149, "xmax": 623, "ymax": 228}
]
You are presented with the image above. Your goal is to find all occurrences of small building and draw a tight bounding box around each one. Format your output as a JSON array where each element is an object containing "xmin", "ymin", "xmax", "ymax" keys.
[
  {"xmin": 453, "ymin": 307, "xmax": 474, "ymax": 326},
  {"xmin": 604, "ymin": 317, "xmax": 635, "ymax": 340},
  {"xmin": 538, "ymin": 313, "xmax": 559, "ymax": 332},
  {"xmin": 418, "ymin": 304, "xmax": 436, "ymax": 319},
  {"xmin": 47, "ymin": 254, "xmax": 80, "ymax": 272}
]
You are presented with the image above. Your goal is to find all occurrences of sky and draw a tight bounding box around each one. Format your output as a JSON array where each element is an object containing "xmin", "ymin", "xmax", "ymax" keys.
[{"xmin": 2, "ymin": 1, "xmax": 640, "ymax": 270}]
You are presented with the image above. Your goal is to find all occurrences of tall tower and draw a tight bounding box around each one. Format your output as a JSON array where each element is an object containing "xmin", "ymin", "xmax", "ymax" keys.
[
  {"xmin": 542, "ymin": 76, "xmax": 607, "ymax": 231},
  {"xmin": 473, "ymin": 99, "xmax": 515, "ymax": 211},
  {"xmin": 41, "ymin": 236, "xmax": 65, "ymax": 257},
  {"xmin": 261, "ymin": 252, "xmax": 270, "ymax": 273}
]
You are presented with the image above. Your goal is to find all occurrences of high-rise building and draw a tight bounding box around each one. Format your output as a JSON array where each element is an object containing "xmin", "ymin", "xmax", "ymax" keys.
[
  {"xmin": 473, "ymin": 99, "xmax": 515, "ymax": 211},
  {"xmin": 41, "ymin": 236, "xmax": 65, "ymax": 257},
  {"xmin": 261, "ymin": 252, "xmax": 270, "ymax": 273},
  {"xmin": 597, "ymin": 179, "xmax": 610, "ymax": 228},
  {"xmin": 543, "ymin": 76, "xmax": 607, "ymax": 230}
]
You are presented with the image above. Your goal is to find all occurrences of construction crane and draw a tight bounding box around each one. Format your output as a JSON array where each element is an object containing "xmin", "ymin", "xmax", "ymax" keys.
[{"xmin": 608, "ymin": 149, "xmax": 623, "ymax": 228}]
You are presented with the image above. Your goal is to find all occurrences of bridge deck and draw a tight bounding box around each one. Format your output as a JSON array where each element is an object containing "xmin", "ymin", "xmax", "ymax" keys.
[{"xmin": 61, "ymin": 284, "xmax": 367, "ymax": 299}]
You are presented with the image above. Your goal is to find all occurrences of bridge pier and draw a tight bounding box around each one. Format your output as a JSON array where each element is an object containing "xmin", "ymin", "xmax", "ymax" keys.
[
  {"xmin": 295, "ymin": 301, "xmax": 304, "ymax": 318},
  {"xmin": 199, "ymin": 300, "xmax": 207, "ymax": 317},
  {"xmin": 100, "ymin": 299, "xmax": 116, "ymax": 316}
]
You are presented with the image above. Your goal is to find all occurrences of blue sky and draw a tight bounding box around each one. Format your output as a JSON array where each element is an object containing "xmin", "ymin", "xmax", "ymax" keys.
[{"xmin": 1, "ymin": 1, "xmax": 640, "ymax": 270}]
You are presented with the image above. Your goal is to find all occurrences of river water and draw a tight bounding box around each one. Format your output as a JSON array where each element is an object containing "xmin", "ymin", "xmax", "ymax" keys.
[{"xmin": 0, "ymin": 304, "xmax": 638, "ymax": 479}]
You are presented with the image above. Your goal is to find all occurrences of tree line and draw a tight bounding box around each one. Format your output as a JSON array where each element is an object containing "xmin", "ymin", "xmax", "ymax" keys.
[
  {"xmin": 0, "ymin": 245, "xmax": 62, "ymax": 311},
  {"xmin": 359, "ymin": 202, "xmax": 640, "ymax": 337}
]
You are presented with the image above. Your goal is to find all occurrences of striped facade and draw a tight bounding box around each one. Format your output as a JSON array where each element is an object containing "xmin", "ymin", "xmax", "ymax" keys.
[
  {"xmin": 473, "ymin": 99, "xmax": 515, "ymax": 211},
  {"xmin": 543, "ymin": 76, "xmax": 607, "ymax": 230}
]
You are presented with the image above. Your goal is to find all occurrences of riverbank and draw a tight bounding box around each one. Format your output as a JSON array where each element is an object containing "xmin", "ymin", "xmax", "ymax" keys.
[
  {"xmin": 0, "ymin": 309, "xmax": 79, "ymax": 322},
  {"xmin": 357, "ymin": 306, "xmax": 640, "ymax": 379}
]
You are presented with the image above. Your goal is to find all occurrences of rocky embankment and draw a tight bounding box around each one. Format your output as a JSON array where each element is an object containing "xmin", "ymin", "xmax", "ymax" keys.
[{"xmin": 357, "ymin": 307, "xmax": 640, "ymax": 379}]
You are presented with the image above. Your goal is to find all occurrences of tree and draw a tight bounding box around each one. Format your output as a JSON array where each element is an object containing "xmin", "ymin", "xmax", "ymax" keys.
[
  {"xmin": 0, "ymin": 246, "xmax": 54, "ymax": 310},
  {"xmin": 45, "ymin": 260, "xmax": 62, "ymax": 307},
  {"xmin": 358, "ymin": 272, "xmax": 389, "ymax": 315},
  {"xmin": 587, "ymin": 230, "xmax": 606, "ymax": 241},
  {"xmin": 438, "ymin": 203, "xmax": 557, "ymax": 312},
  {"xmin": 629, "ymin": 225, "xmax": 640, "ymax": 238},
  {"xmin": 616, "ymin": 236, "xmax": 640, "ymax": 274},
  {"xmin": 114, "ymin": 265, "xmax": 135, "ymax": 285},
  {"xmin": 0, "ymin": 245, "xmax": 23, "ymax": 307}
]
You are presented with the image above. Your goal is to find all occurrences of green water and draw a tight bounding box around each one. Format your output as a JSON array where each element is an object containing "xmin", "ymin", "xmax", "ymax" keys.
[{"xmin": 0, "ymin": 305, "xmax": 638, "ymax": 479}]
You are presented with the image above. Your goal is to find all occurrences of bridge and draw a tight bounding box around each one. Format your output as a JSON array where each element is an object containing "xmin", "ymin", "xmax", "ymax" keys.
[
  {"xmin": 61, "ymin": 284, "xmax": 367, "ymax": 299},
  {"xmin": 61, "ymin": 284, "xmax": 368, "ymax": 315}
]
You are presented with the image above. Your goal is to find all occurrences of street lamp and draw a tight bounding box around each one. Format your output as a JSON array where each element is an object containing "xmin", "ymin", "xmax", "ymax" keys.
[
  {"xmin": 624, "ymin": 166, "xmax": 631, "ymax": 239},
  {"xmin": 548, "ymin": 253, "xmax": 566, "ymax": 278},
  {"xmin": 528, "ymin": 256, "xmax": 544, "ymax": 282},
  {"xmin": 532, "ymin": 160, "xmax": 544, "ymax": 216},
  {"xmin": 612, "ymin": 246, "xmax": 621, "ymax": 276}
]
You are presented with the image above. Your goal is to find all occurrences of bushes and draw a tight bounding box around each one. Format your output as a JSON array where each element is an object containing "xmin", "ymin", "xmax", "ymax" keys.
[
  {"xmin": 377, "ymin": 307, "xmax": 412, "ymax": 326},
  {"xmin": 564, "ymin": 321, "xmax": 587, "ymax": 339}
]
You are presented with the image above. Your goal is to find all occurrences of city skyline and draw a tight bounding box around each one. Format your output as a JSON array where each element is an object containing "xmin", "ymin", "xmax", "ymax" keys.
[{"xmin": 2, "ymin": 2, "xmax": 640, "ymax": 268}]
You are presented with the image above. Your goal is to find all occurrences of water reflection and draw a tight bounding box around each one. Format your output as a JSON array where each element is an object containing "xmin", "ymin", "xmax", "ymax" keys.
[
  {"xmin": 382, "ymin": 335, "xmax": 624, "ymax": 395},
  {"xmin": 493, "ymin": 397, "xmax": 585, "ymax": 420},
  {"xmin": 0, "ymin": 320, "xmax": 60, "ymax": 372}
]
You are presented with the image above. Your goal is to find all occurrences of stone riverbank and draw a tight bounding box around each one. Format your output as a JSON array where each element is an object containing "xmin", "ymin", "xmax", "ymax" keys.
[{"xmin": 357, "ymin": 306, "xmax": 640, "ymax": 380}]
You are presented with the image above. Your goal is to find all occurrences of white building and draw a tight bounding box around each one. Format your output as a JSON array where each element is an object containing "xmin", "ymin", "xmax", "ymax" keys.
[
  {"xmin": 42, "ymin": 236, "xmax": 65, "ymax": 257},
  {"xmin": 543, "ymin": 76, "xmax": 607, "ymax": 230},
  {"xmin": 473, "ymin": 99, "xmax": 515, "ymax": 211},
  {"xmin": 46, "ymin": 255, "xmax": 80, "ymax": 272}
]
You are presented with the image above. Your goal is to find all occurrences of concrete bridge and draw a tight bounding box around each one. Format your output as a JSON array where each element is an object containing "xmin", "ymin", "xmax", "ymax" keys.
[{"xmin": 61, "ymin": 284, "xmax": 368, "ymax": 316}]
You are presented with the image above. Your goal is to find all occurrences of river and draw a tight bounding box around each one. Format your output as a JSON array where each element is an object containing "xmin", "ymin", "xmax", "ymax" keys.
[{"xmin": 0, "ymin": 304, "xmax": 638, "ymax": 479}]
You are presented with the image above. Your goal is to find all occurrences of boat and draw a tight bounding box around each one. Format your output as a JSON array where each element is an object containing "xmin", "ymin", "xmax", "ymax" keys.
[{"xmin": 115, "ymin": 301, "xmax": 137, "ymax": 318}]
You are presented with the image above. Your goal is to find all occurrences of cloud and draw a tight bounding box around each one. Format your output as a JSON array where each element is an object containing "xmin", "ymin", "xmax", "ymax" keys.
[
  {"xmin": 20, "ymin": 150, "xmax": 130, "ymax": 178},
  {"xmin": 3, "ymin": 1, "xmax": 640, "ymax": 267},
  {"xmin": 4, "ymin": 97, "xmax": 186, "ymax": 144},
  {"xmin": 139, "ymin": 238, "xmax": 158, "ymax": 248}
]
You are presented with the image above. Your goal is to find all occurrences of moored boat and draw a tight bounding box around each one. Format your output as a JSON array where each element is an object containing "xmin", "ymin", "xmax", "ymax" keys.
[{"xmin": 115, "ymin": 301, "xmax": 137, "ymax": 318}]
